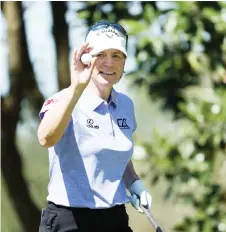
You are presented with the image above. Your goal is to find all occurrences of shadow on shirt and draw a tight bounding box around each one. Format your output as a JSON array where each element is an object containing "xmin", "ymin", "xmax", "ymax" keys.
[{"xmin": 54, "ymin": 119, "xmax": 129, "ymax": 208}]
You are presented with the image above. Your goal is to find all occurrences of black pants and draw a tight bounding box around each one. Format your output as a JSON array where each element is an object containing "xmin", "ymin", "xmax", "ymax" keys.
[{"xmin": 39, "ymin": 202, "xmax": 133, "ymax": 232}]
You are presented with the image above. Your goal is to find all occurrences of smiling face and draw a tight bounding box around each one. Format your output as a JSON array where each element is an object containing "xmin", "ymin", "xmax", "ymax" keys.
[{"xmin": 91, "ymin": 49, "xmax": 126, "ymax": 89}]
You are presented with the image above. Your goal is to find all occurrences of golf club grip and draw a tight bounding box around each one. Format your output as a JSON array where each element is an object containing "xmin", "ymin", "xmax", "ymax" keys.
[{"xmin": 156, "ymin": 226, "xmax": 163, "ymax": 232}]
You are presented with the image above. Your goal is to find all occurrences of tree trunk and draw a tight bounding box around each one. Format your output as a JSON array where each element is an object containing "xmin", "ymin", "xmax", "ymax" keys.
[
  {"xmin": 51, "ymin": 2, "xmax": 70, "ymax": 90},
  {"xmin": 1, "ymin": 2, "xmax": 41, "ymax": 231}
]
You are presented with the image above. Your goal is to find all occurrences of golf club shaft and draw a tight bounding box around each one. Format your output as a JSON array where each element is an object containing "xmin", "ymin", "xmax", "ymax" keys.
[{"xmin": 142, "ymin": 206, "xmax": 164, "ymax": 232}]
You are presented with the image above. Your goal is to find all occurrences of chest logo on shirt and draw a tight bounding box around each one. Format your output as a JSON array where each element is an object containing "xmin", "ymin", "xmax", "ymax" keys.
[
  {"xmin": 117, "ymin": 118, "xmax": 130, "ymax": 129},
  {"xmin": 86, "ymin": 119, "xmax": 99, "ymax": 129}
]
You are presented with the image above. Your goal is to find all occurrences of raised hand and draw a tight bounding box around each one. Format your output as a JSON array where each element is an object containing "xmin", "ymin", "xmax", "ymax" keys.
[{"xmin": 70, "ymin": 42, "xmax": 97, "ymax": 89}]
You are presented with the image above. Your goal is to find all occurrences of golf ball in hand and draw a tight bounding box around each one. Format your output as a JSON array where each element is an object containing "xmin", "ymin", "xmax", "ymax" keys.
[{"xmin": 81, "ymin": 53, "xmax": 92, "ymax": 65}]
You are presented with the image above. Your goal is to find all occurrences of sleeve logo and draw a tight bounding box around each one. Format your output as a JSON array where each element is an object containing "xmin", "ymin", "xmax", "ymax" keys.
[{"xmin": 44, "ymin": 99, "xmax": 57, "ymax": 106}]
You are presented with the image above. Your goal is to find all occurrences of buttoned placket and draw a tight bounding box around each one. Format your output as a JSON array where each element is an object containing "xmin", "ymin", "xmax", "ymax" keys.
[
  {"xmin": 109, "ymin": 104, "xmax": 116, "ymax": 138},
  {"xmin": 104, "ymin": 101, "xmax": 115, "ymax": 139}
]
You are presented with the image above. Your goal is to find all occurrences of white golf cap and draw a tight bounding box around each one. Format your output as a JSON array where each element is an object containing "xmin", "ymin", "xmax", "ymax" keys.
[{"xmin": 86, "ymin": 26, "xmax": 127, "ymax": 56}]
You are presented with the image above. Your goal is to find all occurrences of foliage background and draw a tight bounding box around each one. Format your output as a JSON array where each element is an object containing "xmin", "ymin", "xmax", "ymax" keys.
[{"xmin": 1, "ymin": 1, "xmax": 226, "ymax": 232}]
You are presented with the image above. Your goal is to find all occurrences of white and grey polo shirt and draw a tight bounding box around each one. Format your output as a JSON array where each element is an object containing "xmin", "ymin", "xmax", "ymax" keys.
[{"xmin": 39, "ymin": 87, "xmax": 137, "ymax": 208}]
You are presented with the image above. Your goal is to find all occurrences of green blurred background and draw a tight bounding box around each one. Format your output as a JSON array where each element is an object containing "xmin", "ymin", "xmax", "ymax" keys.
[{"xmin": 1, "ymin": 1, "xmax": 226, "ymax": 232}]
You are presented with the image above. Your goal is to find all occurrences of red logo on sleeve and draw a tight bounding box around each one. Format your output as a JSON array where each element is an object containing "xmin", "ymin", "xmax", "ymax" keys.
[{"xmin": 44, "ymin": 99, "xmax": 57, "ymax": 106}]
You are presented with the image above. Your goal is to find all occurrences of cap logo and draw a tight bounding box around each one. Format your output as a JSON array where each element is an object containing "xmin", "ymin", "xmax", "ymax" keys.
[
  {"xmin": 106, "ymin": 34, "xmax": 114, "ymax": 39},
  {"xmin": 86, "ymin": 25, "xmax": 128, "ymax": 56},
  {"xmin": 96, "ymin": 26, "xmax": 120, "ymax": 37}
]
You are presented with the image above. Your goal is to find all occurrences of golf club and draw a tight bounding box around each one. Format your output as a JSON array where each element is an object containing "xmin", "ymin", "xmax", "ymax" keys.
[{"xmin": 141, "ymin": 206, "xmax": 164, "ymax": 232}]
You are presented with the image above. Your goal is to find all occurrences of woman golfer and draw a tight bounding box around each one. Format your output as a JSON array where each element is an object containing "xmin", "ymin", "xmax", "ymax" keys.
[{"xmin": 38, "ymin": 21, "xmax": 152, "ymax": 232}]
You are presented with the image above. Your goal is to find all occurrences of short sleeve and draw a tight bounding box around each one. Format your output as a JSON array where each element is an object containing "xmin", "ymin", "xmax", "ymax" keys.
[{"xmin": 39, "ymin": 90, "xmax": 66, "ymax": 120}]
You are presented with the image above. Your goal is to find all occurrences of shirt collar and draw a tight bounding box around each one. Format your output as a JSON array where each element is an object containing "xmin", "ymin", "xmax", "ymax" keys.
[
  {"xmin": 108, "ymin": 88, "xmax": 117, "ymax": 108},
  {"xmin": 80, "ymin": 88, "xmax": 118, "ymax": 111}
]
